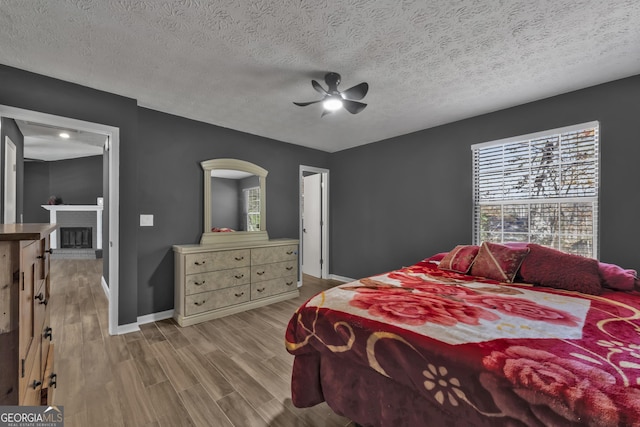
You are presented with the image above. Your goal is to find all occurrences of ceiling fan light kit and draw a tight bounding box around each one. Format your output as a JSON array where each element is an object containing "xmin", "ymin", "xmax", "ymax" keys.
[{"xmin": 294, "ymin": 72, "xmax": 368, "ymax": 116}]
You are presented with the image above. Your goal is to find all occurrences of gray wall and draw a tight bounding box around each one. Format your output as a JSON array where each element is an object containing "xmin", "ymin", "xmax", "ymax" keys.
[
  {"xmin": 136, "ymin": 108, "xmax": 330, "ymax": 316},
  {"xmin": 3, "ymin": 62, "xmax": 638, "ymax": 323},
  {"xmin": 23, "ymin": 162, "xmax": 50, "ymax": 223},
  {"xmin": 329, "ymin": 74, "xmax": 640, "ymax": 279},
  {"xmin": 211, "ymin": 178, "xmax": 240, "ymax": 230},
  {"xmin": 0, "ymin": 64, "xmax": 139, "ymax": 325},
  {"xmin": 24, "ymin": 155, "xmax": 103, "ymax": 223},
  {"xmin": 0, "ymin": 117, "xmax": 24, "ymax": 222},
  {"xmin": 0, "ymin": 65, "xmax": 331, "ymax": 323}
]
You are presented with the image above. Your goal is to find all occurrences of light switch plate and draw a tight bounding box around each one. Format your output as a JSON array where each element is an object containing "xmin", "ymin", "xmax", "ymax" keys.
[{"xmin": 140, "ymin": 214, "xmax": 154, "ymax": 227}]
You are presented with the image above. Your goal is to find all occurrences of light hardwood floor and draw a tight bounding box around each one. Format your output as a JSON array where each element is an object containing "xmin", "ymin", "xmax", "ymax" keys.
[{"xmin": 49, "ymin": 259, "xmax": 354, "ymax": 427}]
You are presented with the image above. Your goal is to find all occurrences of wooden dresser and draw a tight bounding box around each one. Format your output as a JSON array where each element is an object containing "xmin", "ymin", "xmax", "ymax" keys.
[
  {"xmin": 0, "ymin": 223, "xmax": 57, "ymax": 406},
  {"xmin": 173, "ymin": 238, "xmax": 299, "ymax": 326}
]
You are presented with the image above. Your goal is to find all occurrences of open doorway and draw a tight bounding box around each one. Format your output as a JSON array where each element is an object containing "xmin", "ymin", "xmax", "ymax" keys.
[
  {"xmin": 299, "ymin": 165, "xmax": 329, "ymax": 281},
  {"xmin": 0, "ymin": 105, "xmax": 120, "ymax": 335}
]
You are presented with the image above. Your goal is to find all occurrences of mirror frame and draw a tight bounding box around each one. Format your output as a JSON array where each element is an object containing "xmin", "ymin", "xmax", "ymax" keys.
[{"xmin": 201, "ymin": 158, "xmax": 268, "ymax": 245}]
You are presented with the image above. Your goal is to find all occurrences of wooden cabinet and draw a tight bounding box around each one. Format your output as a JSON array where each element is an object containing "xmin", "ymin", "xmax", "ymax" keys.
[
  {"xmin": 0, "ymin": 224, "xmax": 57, "ymax": 406},
  {"xmin": 174, "ymin": 239, "xmax": 299, "ymax": 326}
]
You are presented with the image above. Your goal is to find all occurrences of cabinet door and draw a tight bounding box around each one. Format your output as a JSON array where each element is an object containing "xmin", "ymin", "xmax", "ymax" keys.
[
  {"xmin": 19, "ymin": 242, "xmax": 37, "ymax": 361},
  {"xmin": 36, "ymin": 235, "xmax": 50, "ymax": 282}
]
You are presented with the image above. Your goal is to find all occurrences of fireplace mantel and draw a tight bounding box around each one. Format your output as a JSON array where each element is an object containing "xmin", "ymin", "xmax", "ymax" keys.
[{"xmin": 41, "ymin": 205, "xmax": 103, "ymax": 250}]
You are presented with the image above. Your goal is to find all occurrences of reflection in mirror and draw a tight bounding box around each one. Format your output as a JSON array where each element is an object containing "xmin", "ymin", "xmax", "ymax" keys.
[
  {"xmin": 211, "ymin": 170, "xmax": 260, "ymax": 232},
  {"xmin": 201, "ymin": 158, "xmax": 268, "ymax": 244}
]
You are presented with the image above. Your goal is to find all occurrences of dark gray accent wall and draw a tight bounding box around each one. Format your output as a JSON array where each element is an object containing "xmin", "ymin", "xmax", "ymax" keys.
[
  {"xmin": 48, "ymin": 155, "xmax": 103, "ymax": 205},
  {"xmin": 0, "ymin": 117, "xmax": 24, "ymax": 222},
  {"xmin": 24, "ymin": 156, "xmax": 103, "ymax": 223},
  {"xmin": 0, "ymin": 64, "xmax": 138, "ymax": 326},
  {"xmin": 211, "ymin": 178, "xmax": 240, "ymax": 230},
  {"xmin": 23, "ymin": 162, "xmax": 50, "ymax": 223},
  {"xmin": 329, "ymin": 75, "xmax": 640, "ymax": 279},
  {"xmin": 136, "ymin": 108, "xmax": 330, "ymax": 316}
]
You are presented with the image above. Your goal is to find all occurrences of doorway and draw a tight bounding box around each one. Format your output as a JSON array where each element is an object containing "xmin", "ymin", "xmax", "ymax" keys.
[
  {"xmin": 299, "ymin": 165, "xmax": 329, "ymax": 280},
  {"xmin": 0, "ymin": 105, "xmax": 120, "ymax": 335}
]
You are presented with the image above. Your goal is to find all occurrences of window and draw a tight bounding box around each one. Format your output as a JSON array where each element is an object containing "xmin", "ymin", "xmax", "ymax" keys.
[
  {"xmin": 243, "ymin": 187, "xmax": 261, "ymax": 231},
  {"xmin": 472, "ymin": 122, "xmax": 599, "ymax": 258}
]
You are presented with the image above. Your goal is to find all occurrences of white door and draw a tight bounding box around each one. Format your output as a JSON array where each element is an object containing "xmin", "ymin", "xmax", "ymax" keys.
[
  {"xmin": 302, "ymin": 173, "xmax": 322, "ymax": 278},
  {"xmin": 4, "ymin": 136, "xmax": 17, "ymax": 224}
]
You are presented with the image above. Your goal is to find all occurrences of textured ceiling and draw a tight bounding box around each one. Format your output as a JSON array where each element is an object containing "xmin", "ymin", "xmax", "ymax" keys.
[{"xmin": 1, "ymin": 0, "xmax": 639, "ymax": 153}]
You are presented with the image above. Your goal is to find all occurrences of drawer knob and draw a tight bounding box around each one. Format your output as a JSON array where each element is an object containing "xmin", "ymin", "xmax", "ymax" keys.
[
  {"xmin": 286, "ymin": 251, "xmax": 294, "ymax": 255},
  {"xmin": 49, "ymin": 373, "xmax": 57, "ymax": 388},
  {"xmin": 194, "ymin": 300, "xmax": 206, "ymax": 306},
  {"xmin": 235, "ymin": 291, "xmax": 244, "ymax": 297},
  {"xmin": 32, "ymin": 380, "xmax": 42, "ymax": 389},
  {"xmin": 256, "ymin": 271, "xmax": 265, "ymax": 276},
  {"xmin": 35, "ymin": 293, "xmax": 48, "ymax": 306},
  {"xmin": 286, "ymin": 266, "xmax": 294, "ymax": 271},
  {"xmin": 286, "ymin": 281, "xmax": 294, "ymax": 286},
  {"xmin": 44, "ymin": 326, "xmax": 53, "ymax": 340},
  {"xmin": 45, "ymin": 248, "xmax": 53, "ymax": 254},
  {"xmin": 257, "ymin": 287, "xmax": 266, "ymax": 293},
  {"xmin": 194, "ymin": 280, "xmax": 205, "ymax": 286},
  {"xmin": 194, "ymin": 260, "xmax": 206, "ymax": 266},
  {"xmin": 235, "ymin": 256, "xmax": 244, "ymax": 261},
  {"xmin": 234, "ymin": 274, "xmax": 244, "ymax": 279}
]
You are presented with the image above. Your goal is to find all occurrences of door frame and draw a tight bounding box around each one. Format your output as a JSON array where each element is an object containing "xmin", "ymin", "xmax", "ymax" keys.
[
  {"xmin": 299, "ymin": 165, "xmax": 329, "ymax": 280},
  {"xmin": 0, "ymin": 105, "xmax": 120, "ymax": 336},
  {"xmin": 3, "ymin": 136, "xmax": 17, "ymax": 223}
]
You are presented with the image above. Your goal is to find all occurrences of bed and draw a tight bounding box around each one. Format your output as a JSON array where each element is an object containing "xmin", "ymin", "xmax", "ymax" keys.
[{"xmin": 285, "ymin": 242, "xmax": 640, "ymax": 426}]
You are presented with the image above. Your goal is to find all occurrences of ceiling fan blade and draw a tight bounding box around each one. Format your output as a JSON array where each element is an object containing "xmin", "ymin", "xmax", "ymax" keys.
[
  {"xmin": 342, "ymin": 100, "xmax": 367, "ymax": 114},
  {"xmin": 311, "ymin": 80, "xmax": 327, "ymax": 94},
  {"xmin": 341, "ymin": 82, "xmax": 369, "ymax": 100},
  {"xmin": 293, "ymin": 99, "xmax": 322, "ymax": 107}
]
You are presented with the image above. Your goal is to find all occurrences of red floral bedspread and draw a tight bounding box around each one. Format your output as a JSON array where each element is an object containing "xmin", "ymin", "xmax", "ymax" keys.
[{"xmin": 285, "ymin": 258, "xmax": 640, "ymax": 427}]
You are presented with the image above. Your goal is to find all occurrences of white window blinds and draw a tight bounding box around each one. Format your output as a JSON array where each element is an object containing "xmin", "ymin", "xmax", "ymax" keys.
[{"xmin": 472, "ymin": 122, "xmax": 599, "ymax": 258}]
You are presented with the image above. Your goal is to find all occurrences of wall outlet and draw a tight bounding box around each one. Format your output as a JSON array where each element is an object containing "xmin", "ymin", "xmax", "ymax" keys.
[{"xmin": 140, "ymin": 214, "xmax": 154, "ymax": 227}]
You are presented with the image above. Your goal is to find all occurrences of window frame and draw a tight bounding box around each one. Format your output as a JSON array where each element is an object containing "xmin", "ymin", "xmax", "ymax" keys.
[
  {"xmin": 243, "ymin": 186, "xmax": 261, "ymax": 232},
  {"xmin": 471, "ymin": 121, "xmax": 600, "ymax": 258}
]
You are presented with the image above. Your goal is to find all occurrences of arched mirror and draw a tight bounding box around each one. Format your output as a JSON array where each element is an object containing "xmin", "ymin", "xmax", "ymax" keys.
[{"xmin": 201, "ymin": 159, "xmax": 268, "ymax": 244}]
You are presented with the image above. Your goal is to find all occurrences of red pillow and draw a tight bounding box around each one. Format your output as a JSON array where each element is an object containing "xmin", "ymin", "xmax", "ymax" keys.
[
  {"xmin": 438, "ymin": 245, "xmax": 479, "ymax": 273},
  {"xmin": 598, "ymin": 262, "xmax": 638, "ymax": 291},
  {"xmin": 470, "ymin": 242, "xmax": 529, "ymax": 283},
  {"xmin": 519, "ymin": 244, "xmax": 602, "ymax": 295}
]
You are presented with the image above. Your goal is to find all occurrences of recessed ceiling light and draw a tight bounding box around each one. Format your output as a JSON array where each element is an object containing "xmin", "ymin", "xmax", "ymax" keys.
[{"xmin": 59, "ymin": 132, "xmax": 70, "ymax": 139}]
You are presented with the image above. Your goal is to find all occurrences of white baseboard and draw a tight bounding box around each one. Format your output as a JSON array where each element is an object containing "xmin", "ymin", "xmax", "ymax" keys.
[
  {"xmin": 329, "ymin": 274, "xmax": 356, "ymax": 283},
  {"xmin": 137, "ymin": 309, "xmax": 175, "ymax": 326},
  {"xmin": 113, "ymin": 310, "xmax": 175, "ymax": 335},
  {"xmin": 101, "ymin": 276, "xmax": 109, "ymax": 300},
  {"xmin": 116, "ymin": 322, "xmax": 140, "ymax": 335}
]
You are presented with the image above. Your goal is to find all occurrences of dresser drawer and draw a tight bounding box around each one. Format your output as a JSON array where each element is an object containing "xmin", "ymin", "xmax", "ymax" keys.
[
  {"xmin": 185, "ymin": 284, "xmax": 250, "ymax": 315},
  {"xmin": 185, "ymin": 249, "xmax": 250, "ymax": 274},
  {"xmin": 186, "ymin": 267, "xmax": 250, "ymax": 295},
  {"xmin": 251, "ymin": 245, "xmax": 298, "ymax": 265},
  {"xmin": 252, "ymin": 260, "xmax": 297, "ymax": 282},
  {"xmin": 251, "ymin": 277, "xmax": 297, "ymax": 300}
]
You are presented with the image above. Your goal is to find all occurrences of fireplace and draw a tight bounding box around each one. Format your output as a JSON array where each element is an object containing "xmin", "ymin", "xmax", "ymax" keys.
[{"xmin": 60, "ymin": 227, "xmax": 93, "ymax": 249}]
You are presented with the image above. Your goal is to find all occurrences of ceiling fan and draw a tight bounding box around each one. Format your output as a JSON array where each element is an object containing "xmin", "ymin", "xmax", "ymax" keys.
[{"xmin": 294, "ymin": 72, "xmax": 369, "ymax": 116}]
